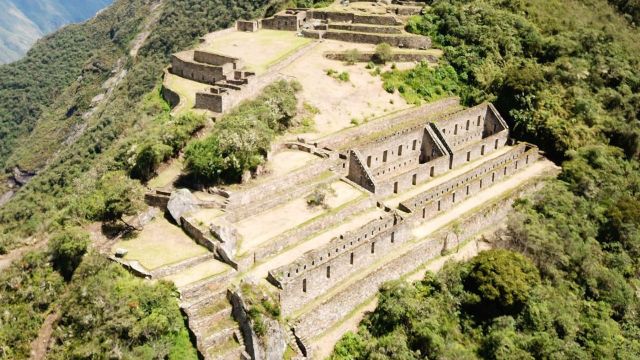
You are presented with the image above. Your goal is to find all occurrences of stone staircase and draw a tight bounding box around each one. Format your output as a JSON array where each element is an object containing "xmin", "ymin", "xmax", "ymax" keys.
[{"xmin": 183, "ymin": 290, "xmax": 250, "ymax": 360}]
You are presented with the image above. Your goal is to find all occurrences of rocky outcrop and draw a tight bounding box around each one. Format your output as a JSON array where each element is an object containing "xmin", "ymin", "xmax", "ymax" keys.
[{"xmin": 168, "ymin": 188, "xmax": 200, "ymax": 224}]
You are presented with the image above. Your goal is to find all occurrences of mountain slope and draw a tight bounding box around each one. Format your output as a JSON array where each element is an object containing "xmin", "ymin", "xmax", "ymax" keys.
[{"xmin": 0, "ymin": 0, "xmax": 112, "ymax": 64}]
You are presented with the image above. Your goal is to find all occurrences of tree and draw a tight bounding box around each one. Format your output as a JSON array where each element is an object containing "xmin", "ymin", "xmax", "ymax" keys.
[
  {"xmin": 48, "ymin": 227, "xmax": 90, "ymax": 280},
  {"xmin": 84, "ymin": 171, "xmax": 144, "ymax": 229},
  {"xmin": 462, "ymin": 249, "xmax": 541, "ymax": 320}
]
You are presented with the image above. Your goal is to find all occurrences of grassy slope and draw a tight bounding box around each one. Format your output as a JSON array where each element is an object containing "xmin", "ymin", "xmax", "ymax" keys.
[{"xmin": 0, "ymin": 0, "xmax": 273, "ymax": 247}]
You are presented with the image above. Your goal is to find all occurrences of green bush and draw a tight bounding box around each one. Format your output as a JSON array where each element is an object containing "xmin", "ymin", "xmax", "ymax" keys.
[
  {"xmin": 373, "ymin": 43, "xmax": 393, "ymax": 64},
  {"xmin": 48, "ymin": 227, "xmax": 90, "ymax": 280},
  {"xmin": 344, "ymin": 48, "xmax": 361, "ymax": 65},
  {"xmin": 184, "ymin": 80, "xmax": 300, "ymax": 184}
]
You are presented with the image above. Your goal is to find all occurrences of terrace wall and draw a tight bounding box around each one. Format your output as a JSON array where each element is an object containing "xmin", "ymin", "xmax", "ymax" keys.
[
  {"xmin": 321, "ymin": 31, "xmax": 432, "ymax": 49},
  {"xmin": 273, "ymin": 211, "xmax": 410, "ymax": 316},
  {"xmin": 293, "ymin": 173, "xmax": 551, "ymax": 341}
]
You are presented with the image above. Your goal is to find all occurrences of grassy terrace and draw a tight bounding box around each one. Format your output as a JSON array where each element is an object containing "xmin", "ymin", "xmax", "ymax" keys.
[
  {"xmin": 113, "ymin": 217, "xmax": 209, "ymax": 270},
  {"xmin": 200, "ymin": 30, "xmax": 312, "ymax": 74}
]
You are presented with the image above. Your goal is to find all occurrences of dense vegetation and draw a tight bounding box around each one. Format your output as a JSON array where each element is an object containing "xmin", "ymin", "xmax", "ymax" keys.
[
  {"xmin": 333, "ymin": 0, "xmax": 640, "ymax": 358},
  {"xmin": 184, "ymin": 80, "xmax": 301, "ymax": 184},
  {"xmin": 0, "ymin": 0, "xmax": 277, "ymax": 358},
  {"xmin": 48, "ymin": 255, "xmax": 196, "ymax": 359},
  {"xmin": 333, "ymin": 148, "xmax": 640, "ymax": 359},
  {"xmin": 0, "ymin": 0, "xmax": 274, "ymax": 248}
]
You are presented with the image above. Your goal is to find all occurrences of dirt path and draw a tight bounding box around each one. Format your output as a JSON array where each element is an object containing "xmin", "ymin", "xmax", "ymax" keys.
[
  {"xmin": 29, "ymin": 310, "xmax": 59, "ymax": 360},
  {"xmin": 0, "ymin": 240, "xmax": 46, "ymax": 271}
]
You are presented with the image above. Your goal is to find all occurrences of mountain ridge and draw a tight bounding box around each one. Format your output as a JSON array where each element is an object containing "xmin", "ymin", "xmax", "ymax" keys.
[{"xmin": 0, "ymin": 0, "xmax": 112, "ymax": 64}]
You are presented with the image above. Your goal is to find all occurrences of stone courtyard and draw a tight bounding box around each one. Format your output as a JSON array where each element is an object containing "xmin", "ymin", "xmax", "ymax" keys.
[{"xmin": 113, "ymin": 1, "xmax": 560, "ymax": 359}]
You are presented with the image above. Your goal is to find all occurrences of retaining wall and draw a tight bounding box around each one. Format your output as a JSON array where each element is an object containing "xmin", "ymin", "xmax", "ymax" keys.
[
  {"xmin": 293, "ymin": 172, "xmax": 552, "ymax": 340},
  {"xmin": 316, "ymin": 97, "xmax": 460, "ymax": 150},
  {"xmin": 238, "ymin": 195, "xmax": 377, "ymax": 271},
  {"xmin": 273, "ymin": 211, "xmax": 410, "ymax": 316},
  {"xmin": 308, "ymin": 11, "xmax": 403, "ymax": 26},
  {"xmin": 325, "ymin": 51, "xmax": 438, "ymax": 63},
  {"xmin": 403, "ymin": 145, "xmax": 540, "ymax": 223},
  {"xmin": 328, "ymin": 23, "xmax": 403, "ymax": 34},
  {"xmin": 161, "ymin": 84, "xmax": 180, "ymax": 109},
  {"xmin": 321, "ymin": 30, "xmax": 432, "ymax": 49},
  {"xmin": 171, "ymin": 54, "xmax": 228, "ymax": 84}
]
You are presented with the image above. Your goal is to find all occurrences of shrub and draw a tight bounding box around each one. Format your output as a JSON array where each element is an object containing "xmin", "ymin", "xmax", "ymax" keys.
[
  {"xmin": 48, "ymin": 227, "xmax": 90, "ymax": 280},
  {"xmin": 374, "ymin": 43, "xmax": 393, "ymax": 64},
  {"xmin": 338, "ymin": 71, "xmax": 350, "ymax": 82},
  {"xmin": 184, "ymin": 80, "xmax": 300, "ymax": 184},
  {"xmin": 344, "ymin": 48, "xmax": 361, "ymax": 65}
]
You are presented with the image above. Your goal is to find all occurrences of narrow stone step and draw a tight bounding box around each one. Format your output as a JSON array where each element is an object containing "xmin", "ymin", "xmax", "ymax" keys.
[{"xmin": 205, "ymin": 336, "xmax": 245, "ymax": 360}]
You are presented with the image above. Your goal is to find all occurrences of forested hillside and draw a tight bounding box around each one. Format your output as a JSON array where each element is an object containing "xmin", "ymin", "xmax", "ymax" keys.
[
  {"xmin": 332, "ymin": 0, "xmax": 640, "ymax": 358},
  {"xmin": 0, "ymin": 0, "xmax": 277, "ymax": 358},
  {"xmin": 0, "ymin": 0, "xmax": 112, "ymax": 64}
]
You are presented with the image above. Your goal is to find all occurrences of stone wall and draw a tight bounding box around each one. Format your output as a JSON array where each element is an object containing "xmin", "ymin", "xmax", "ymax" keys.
[
  {"xmin": 321, "ymin": 31, "xmax": 432, "ymax": 49},
  {"xmin": 170, "ymin": 53, "xmax": 228, "ymax": 84},
  {"xmin": 325, "ymin": 50, "xmax": 438, "ymax": 63},
  {"xmin": 193, "ymin": 51, "xmax": 241, "ymax": 67},
  {"xmin": 328, "ymin": 23, "xmax": 403, "ymax": 34},
  {"xmin": 375, "ymin": 155, "xmax": 450, "ymax": 197},
  {"xmin": 401, "ymin": 144, "xmax": 540, "ymax": 222},
  {"xmin": 347, "ymin": 150, "xmax": 377, "ymax": 193},
  {"xmin": 261, "ymin": 10, "xmax": 307, "ymax": 31},
  {"xmin": 293, "ymin": 173, "xmax": 552, "ymax": 340},
  {"xmin": 161, "ymin": 83, "xmax": 180, "ymax": 109},
  {"xmin": 434, "ymin": 103, "xmax": 508, "ymax": 152},
  {"xmin": 236, "ymin": 195, "xmax": 377, "ymax": 271},
  {"xmin": 273, "ymin": 211, "xmax": 410, "ymax": 316},
  {"xmin": 316, "ymin": 97, "xmax": 460, "ymax": 150},
  {"xmin": 308, "ymin": 10, "xmax": 403, "ymax": 26},
  {"xmin": 237, "ymin": 20, "xmax": 260, "ymax": 32}
]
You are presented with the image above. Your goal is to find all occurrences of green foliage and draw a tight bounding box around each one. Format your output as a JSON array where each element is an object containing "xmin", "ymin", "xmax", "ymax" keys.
[
  {"xmin": 462, "ymin": 250, "xmax": 540, "ymax": 320},
  {"xmin": 0, "ymin": 251, "xmax": 64, "ymax": 359},
  {"xmin": 293, "ymin": 0, "xmax": 333, "ymax": 8},
  {"xmin": 373, "ymin": 43, "xmax": 393, "ymax": 64},
  {"xmin": 382, "ymin": 62, "xmax": 463, "ymax": 104},
  {"xmin": 344, "ymin": 48, "xmax": 361, "ymax": 65},
  {"xmin": 48, "ymin": 227, "xmax": 90, "ymax": 280},
  {"xmin": 409, "ymin": 0, "xmax": 640, "ymax": 160},
  {"xmin": 47, "ymin": 254, "xmax": 197, "ymax": 359},
  {"xmin": 0, "ymin": 0, "xmax": 274, "ymax": 249},
  {"xmin": 129, "ymin": 112, "xmax": 206, "ymax": 181},
  {"xmin": 184, "ymin": 80, "xmax": 301, "ymax": 184},
  {"xmin": 306, "ymin": 184, "xmax": 336, "ymax": 209},
  {"xmin": 80, "ymin": 171, "xmax": 145, "ymax": 224}
]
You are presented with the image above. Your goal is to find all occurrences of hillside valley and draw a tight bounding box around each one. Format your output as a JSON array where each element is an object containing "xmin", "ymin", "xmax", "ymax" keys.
[{"xmin": 0, "ymin": 0, "xmax": 112, "ymax": 64}]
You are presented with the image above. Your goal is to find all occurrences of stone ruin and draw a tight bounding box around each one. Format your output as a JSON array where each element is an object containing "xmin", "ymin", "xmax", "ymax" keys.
[
  {"xmin": 165, "ymin": 0, "xmax": 433, "ymax": 115},
  {"xmin": 143, "ymin": 1, "xmax": 559, "ymax": 359}
]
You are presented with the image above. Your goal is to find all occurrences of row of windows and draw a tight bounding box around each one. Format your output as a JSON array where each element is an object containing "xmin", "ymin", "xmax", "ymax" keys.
[
  {"xmin": 301, "ymin": 232, "xmax": 396, "ymax": 293},
  {"xmin": 408, "ymin": 148, "xmax": 529, "ymax": 209},
  {"xmin": 366, "ymin": 140, "xmax": 420, "ymax": 168},
  {"xmin": 441, "ymin": 115, "xmax": 483, "ymax": 136},
  {"xmin": 286, "ymin": 222, "xmax": 395, "ymax": 278}
]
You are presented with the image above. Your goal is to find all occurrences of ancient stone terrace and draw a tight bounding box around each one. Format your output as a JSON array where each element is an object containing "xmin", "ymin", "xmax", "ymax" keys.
[
  {"xmin": 346, "ymin": 103, "xmax": 510, "ymax": 196},
  {"xmin": 135, "ymin": 2, "xmax": 560, "ymax": 358},
  {"xmin": 131, "ymin": 96, "xmax": 556, "ymax": 359}
]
